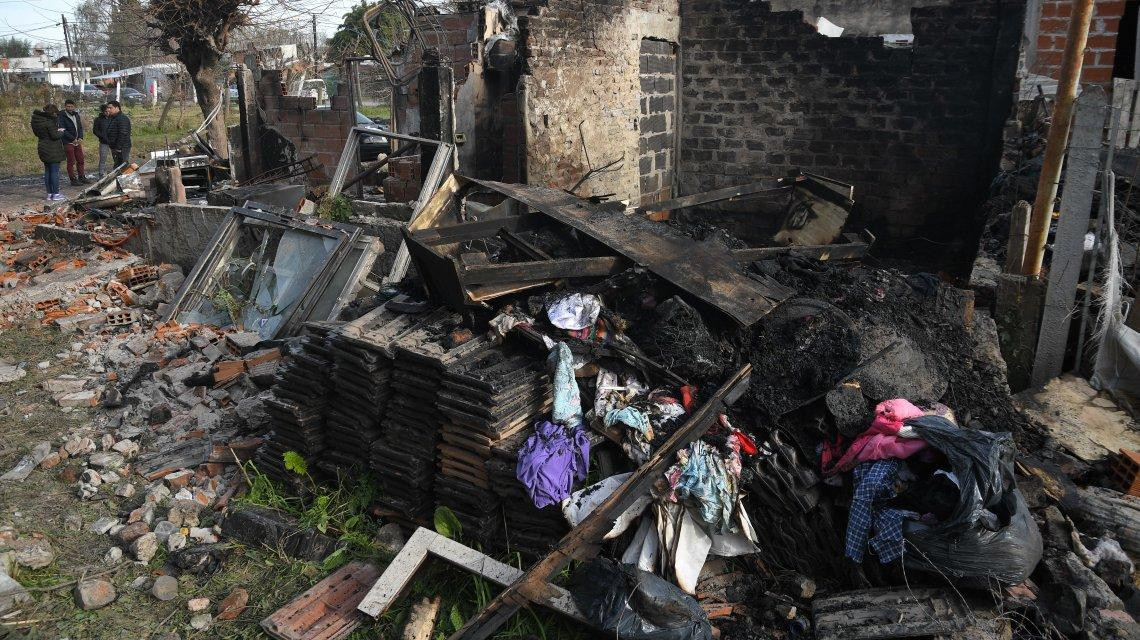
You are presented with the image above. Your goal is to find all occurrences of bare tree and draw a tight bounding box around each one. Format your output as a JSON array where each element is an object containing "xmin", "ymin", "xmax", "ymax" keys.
[{"xmin": 146, "ymin": 0, "xmax": 259, "ymax": 158}]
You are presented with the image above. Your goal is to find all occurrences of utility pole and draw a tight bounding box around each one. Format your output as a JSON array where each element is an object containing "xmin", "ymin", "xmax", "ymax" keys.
[
  {"xmin": 61, "ymin": 14, "xmax": 76, "ymax": 86},
  {"xmin": 311, "ymin": 14, "xmax": 319, "ymax": 70},
  {"xmin": 1022, "ymin": 0, "xmax": 1096, "ymax": 277}
]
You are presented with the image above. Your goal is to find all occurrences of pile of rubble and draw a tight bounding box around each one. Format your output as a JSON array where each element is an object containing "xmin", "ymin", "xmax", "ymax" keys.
[{"xmin": 0, "ymin": 141, "xmax": 1138, "ymax": 640}]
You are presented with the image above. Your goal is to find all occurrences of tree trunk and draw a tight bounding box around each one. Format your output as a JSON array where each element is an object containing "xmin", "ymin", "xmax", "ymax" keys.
[{"xmin": 188, "ymin": 65, "xmax": 230, "ymax": 160}]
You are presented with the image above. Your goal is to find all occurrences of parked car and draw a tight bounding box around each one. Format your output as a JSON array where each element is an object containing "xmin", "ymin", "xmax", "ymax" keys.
[
  {"xmin": 113, "ymin": 87, "xmax": 146, "ymax": 105},
  {"xmin": 356, "ymin": 111, "xmax": 391, "ymax": 162},
  {"xmin": 67, "ymin": 84, "xmax": 106, "ymax": 101}
]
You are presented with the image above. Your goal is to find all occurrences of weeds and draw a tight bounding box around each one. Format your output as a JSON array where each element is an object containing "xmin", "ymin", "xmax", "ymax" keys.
[{"xmin": 318, "ymin": 194, "xmax": 354, "ymax": 222}]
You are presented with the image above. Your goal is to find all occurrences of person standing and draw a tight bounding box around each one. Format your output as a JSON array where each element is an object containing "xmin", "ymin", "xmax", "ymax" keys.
[
  {"xmin": 58, "ymin": 99, "xmax": 90, "ymax": 185},
  {"xmin": 104, "ymin": 100, "xmax": 132, "ymax": 167},
  {"xmin": 92, "ymin": 103, "xmax": 111, "ymax": 177},
  {"xmin": 31, "ymin": 103, "xmax": 66, "ymax": 201}
]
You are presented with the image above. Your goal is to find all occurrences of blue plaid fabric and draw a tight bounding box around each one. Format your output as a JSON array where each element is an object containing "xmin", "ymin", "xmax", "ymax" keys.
[{"xmin": 845, "ymin": 459, "xmax": 916, "ymax": 564}]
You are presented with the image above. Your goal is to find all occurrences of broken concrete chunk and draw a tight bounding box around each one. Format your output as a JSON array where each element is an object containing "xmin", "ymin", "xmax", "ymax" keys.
[
  {"xmin": 41, "ymin": 377, "xmax": 87, "ymax": 395},
  {"xmin": 89, "ymin": 451, "xmax": 125, "ymax": 470},
  {"xmin": 81, "ymin": 469, "xmax": 103, "ymax": 486},
  {"xmin": 166, "ymin": 533, "xmax": 187, "ymax": 552},
  {"xmin": 111, "ymin": 439, "xmax": 140, "ymax": 458},
  {"xmin": 116, "ymin": 482, "xmax": 136, "ymax": 498},
  {"xmin": 188, "ymin": 527, "xmax": 218, "ymax": 544},
  {"xmin": 57, "ymin": 389, "xmax": 100, "ymax": 407},
  {"xmin": 0, "ymin": 572, "xmax": 30, "ymax": 614},
  {"xmin": 164, "ymin": 469, "xmax": 193, "ymax": 490},
  {"xmin": 187, "ymin": 596, "xmax": 209, "ymax": 612},
  {"xmin": 103, "ymin": 546, "xmax": 122, "ymax": 565},
  {"xmin": 0, "ymin": 362, "xmax": 26, "ymax": 384},
  {"xmin": 1, "ymin": 441, "xmax": 53, "ymax": 481},
  {"xmin": 12, "ymin": 539, "xmax": 55, "ymax": 569},
  {"xmin": 168, "ymin": 499, "xmax": 201, "ymax": 528},
  {"xmin": 189, "ymin": 613, "xmax": 212, "ymax": 631},
  {"xmin": 74, "ymin": 578, "xmax": 116, "ymax": 610},
  {"xmin": 151, "ymin": 574, "xmax": 178, "ymax": 601},
  {"xmin": 131, "ymin": 533, "xmax": 158, "ymax": 563},
  {"xmin": 89, "ymin": 517, "xmax": 118, "ymax": 535}
]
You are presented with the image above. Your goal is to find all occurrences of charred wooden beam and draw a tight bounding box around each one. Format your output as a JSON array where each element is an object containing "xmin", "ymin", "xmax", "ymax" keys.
[{"xmin": 459, "ymin": 257, "xmax": 626, "ymax": 285}]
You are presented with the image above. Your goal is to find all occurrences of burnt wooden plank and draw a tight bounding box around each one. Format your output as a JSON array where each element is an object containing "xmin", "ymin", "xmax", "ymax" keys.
[
  {"xmin": 469, "ymin": 180, "xmax": 790, "ymax": 326},
  {"xmin": 731, "ymin": 232, "xmax": 872, "ymax": 263},
  {"xmin": 633, "ymin": 177, "xmax": 799, "ymax": 214},
  {"xmin": 411, "ymin": 214, "xmax": 547, "ymax": 246},
  {"xmin": 460, "ymin": 257, "xmax": 626, "ymax": 284}
]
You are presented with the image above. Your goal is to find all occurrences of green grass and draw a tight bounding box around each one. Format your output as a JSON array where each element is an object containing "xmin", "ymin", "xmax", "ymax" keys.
[{"xmin": 0, "ymin": 98, "xmax": 218, "ymax": 178}]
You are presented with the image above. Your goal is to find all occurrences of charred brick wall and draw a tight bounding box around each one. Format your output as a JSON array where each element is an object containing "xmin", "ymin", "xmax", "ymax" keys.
[
  {"xmin": 258, "ymin": 70, "xmax": 353, "ymax": 183},
  {"xmin": 679, "ymin": 0, "xmax": 1024, "ymax": 275},
  {"xmin": 517, "ymin": 0, "xmax": 680, "ymax": 203},
  {"xmin": 1030, "ymin": 0, "xmax": 1123, "ymax": 85}
]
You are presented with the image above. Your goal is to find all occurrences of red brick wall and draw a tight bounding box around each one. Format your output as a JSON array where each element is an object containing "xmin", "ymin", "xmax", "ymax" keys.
[
  {"xmin": 1032, "ymin": 0, "xmax": 1125, "ymax": 85},
  {"xmin": 258, "ymin": 70, "xmax": 354, "ymax": 183}
]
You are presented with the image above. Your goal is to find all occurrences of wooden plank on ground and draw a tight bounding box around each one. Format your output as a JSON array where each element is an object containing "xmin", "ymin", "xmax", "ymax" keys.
[
  {"xmin": 633, "ymin": 177, "xmax": 797, "ymax": 215},
  {"xmin": 470, "ymin": 180, "xmax": 791, "ymax": 326}
]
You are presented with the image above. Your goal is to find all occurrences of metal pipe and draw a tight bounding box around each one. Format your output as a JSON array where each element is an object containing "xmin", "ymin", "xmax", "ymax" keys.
[{"xmin": 1022, "ymin": 0, "xmax": 1097, "ymax": 276}]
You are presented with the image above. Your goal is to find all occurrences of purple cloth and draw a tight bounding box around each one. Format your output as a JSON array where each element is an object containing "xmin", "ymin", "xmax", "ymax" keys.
[{"xmin": 516, "ymin": 421, "xmax": 591, "ymax": 509}]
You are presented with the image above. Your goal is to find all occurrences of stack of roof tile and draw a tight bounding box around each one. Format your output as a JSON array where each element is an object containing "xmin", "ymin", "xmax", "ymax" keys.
[
  {"xmin": 318, "ymin": 306, "xmax": 421, "ymax": 476},
  {"xmin": 371, "ymin": 310, "xmax": 486, "ymax": 521},
  {"xmin": 434, "ymin": 344, "xmax": 553, "ymax": 543},
  {"xmin": 256, "ymin": 322, "xmax": 339, "ymax": 485},
  {"xmin": 485, "ymin": 428, "xmax": 570, "ymax": 559}
]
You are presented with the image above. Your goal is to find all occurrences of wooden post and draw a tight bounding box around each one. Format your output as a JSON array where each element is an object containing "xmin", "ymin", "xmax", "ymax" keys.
[
  {"xmin": 1022, "ymin": 0, "xmax": 1096, "ymax": 276},
  {"xmin": 235, "ymin": 66, "xmax": 260, "ymax": 182},
  {"xmin": 1005, "ymin": 201, "xmax": 1031, "ymax": 273},
  {"xmin": 1031, "ymin": 87, "xmax": 1106, "ymax": 386}
]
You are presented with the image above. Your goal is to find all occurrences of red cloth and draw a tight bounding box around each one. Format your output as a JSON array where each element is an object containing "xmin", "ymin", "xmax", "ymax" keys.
[
  {"xmin": 823, "ymin": 398, "xmax": 928, "ymax": 476},
  {"xmin": 64, "ymin": 141, "xmax": 85, "ymax": 181}
]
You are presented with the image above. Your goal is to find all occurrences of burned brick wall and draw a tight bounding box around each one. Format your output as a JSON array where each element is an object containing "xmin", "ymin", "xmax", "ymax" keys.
[
  {"xmin": 258, "ymin": 70, "xmax": 354, "ymax": 183},
  {"xmin": 766, "ymin": 0, "xmax": 952, "ymax": 35},
  {"xmin": 679, "ymin": 0, "xmax": 1024, "ymax": 276},
  {"xmin": 517, "ymin": 0, "xmax": 680, "ymax": 204}
]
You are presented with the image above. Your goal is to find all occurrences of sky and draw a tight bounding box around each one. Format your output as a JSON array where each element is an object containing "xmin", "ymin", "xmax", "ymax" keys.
[{"xmin": 1, "ymin": 0, "xmax": 364, "ymax": 57}]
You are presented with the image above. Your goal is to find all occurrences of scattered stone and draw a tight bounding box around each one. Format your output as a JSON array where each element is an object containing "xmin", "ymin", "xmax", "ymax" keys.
[
  {"xmin": 166, "ymin": 533, "xmax": 187, "ymax": 552},
  {"xmin": 167, "ymin": 499, "xmax": 201, "ymax": 527},
  {"xmin": 153, "ymin": 633, "xmax": 180, "ymax": 640},
  {"xmin": 88, "ymin": 452, "xmax": 125, "ymax": 470},
  {"xmin": 189, "ymin": 613, "xmax": 212, "ymax": 631},
  {"xmin": 130, "ymin": 532, "xmax": 158, "ymax": 563},
  {"xmin": 1, "ymin": 441, "xmax": 53, "ymax": 482},
  {"xmin": 102, "ymin": 469, "xmax": 121, "ymax": 484},
  {"xmin": 153, "ymin": 520, "xmax": 177, "ymax": 541},
  {"xmin": 374, "ymin": 523, "xmax": 407, "ymax": 554},
  {"xmin": 57, "ymin": 389, "xmax": 99, "ymax": 407},
  {"xmin": 101, "ymin": 386, "xmax": 123, "ymax": 408},
  {"xmin": 12, "ymin": 539, "xmax": 55, "ymax": 569},
  {"xmin": 151, "ymin": 575, "xmax": 178, "ymax": 601},
  {"xmin": 100, "ymin": 433, "xmax": 114, "ymax": 451},
  {"xmin": 188, "ymin": 527, "xmax": 218, "ymax": 544},
  {"xmin": 111, "ymin": 439, "xmax": 139, "ymax": 458},
  {"xmin": 81, "ymin": 468, "xmax": 103, "ymax": 485},
  {"xmin": 103, "ymin": 546, "xmax": 122, "ymax": 565},
  {"xmin": 38, "ymin": 452, "xmax": 62, "ymax": 469},
  {"xmin": 131, "ymin": 575, "xmax": 151, "ymax": 591},
  {"xmin": 146, "ymin": 483, "xmax": 172, "ymax": 506},
  {"xmin": 115, "ymin": 520, "xmax": 149, "ymax": 544},
  {"xmin": 74, "ymin": 578, "xmax": 116, "ymax": 610},
  {"xmin": 149, "ymin": 404, "xmax": 172, "ymax": 424},
  {"xmin": 127, "ymin": 505, "xmax": 154, "ymax": 526},
  {"xmin": 216, "ymin": 587, "xmax": 249, "ymax": 621},
  {"xmin": 187, "ymin": 597, "xmax": 209, "ymax": 612},
  {"xmin": 164, "ymin": 469, "xmax": 192, "ymax": 490},
  {"xmin": 0, "ymin": 572, "xmax": 30, "ymax": 614},
  {"xmin": 115, "ymin": 482, "xmax": 136, "ymax": 498},
  {"xmin": 0, "ymin": 362, "xmax": 26, "ymax": 384},
  {"xmin": 78, "ymin": 482, "xmax": 99, "ymax": 500}
]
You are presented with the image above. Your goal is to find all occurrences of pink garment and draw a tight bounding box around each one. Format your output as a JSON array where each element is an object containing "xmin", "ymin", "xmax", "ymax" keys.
[{"xmin": 823, "ymin": 398, "xmax": 928, "ymax": 476}]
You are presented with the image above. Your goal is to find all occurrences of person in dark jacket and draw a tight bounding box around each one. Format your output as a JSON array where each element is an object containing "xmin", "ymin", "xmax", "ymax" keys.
[
  {"xmin": 103, "ymin": 101, "xmax": 132, "ymax": 167},
  {"xmin": 31, "ymin": 104, "xmax": 66, "ymax": 201},
  {"xmin": 58, "ymin": 99, "xmax": 90, "ymax": 185},
  {"xmin": 92, "ymin": 104, "xmax": 111, "ymax": 177}
]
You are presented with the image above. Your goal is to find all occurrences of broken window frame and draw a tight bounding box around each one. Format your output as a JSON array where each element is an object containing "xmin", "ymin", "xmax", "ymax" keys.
[{"xmin": 163, "ymin": 205, "xmax": 380, "ymax": 339}]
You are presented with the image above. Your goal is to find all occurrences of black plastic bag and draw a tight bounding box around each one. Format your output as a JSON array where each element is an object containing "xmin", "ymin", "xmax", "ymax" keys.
[
  {"xmin": 569, "ymin": 557, "xmax": 713, "ymax": 640},
  {"xmin": 902, "ymin": 415, "xmax": 1043, "ymax": 584}
]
